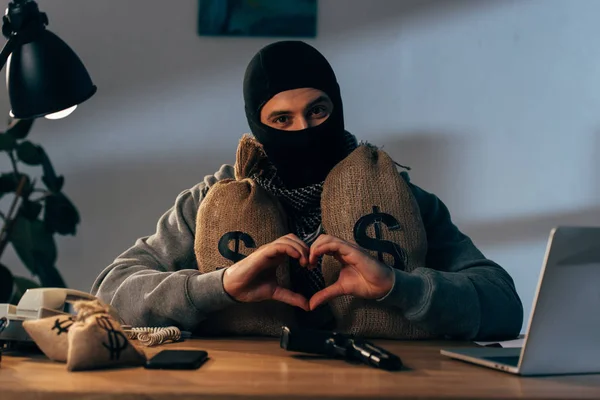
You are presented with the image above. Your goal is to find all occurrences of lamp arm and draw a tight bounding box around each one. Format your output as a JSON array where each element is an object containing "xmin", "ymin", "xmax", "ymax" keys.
[{"xmin": 0, "ymin": 36, "xmax": 17, "ymax": 71}]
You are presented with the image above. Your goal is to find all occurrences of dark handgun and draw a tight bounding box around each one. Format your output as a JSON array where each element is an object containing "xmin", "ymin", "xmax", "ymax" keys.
[{"xmin": 280, "ymin": 326, "xmax": 402, "ymax": 371}]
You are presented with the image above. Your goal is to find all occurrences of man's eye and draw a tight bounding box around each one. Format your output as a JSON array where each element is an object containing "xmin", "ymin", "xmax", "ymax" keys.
[
  {"xmin": 273, "ymin": 116, "xmax": 290, "ymax": 124},
  {"xmin": 309, "ymin": 105, "xmax": 328, "ymax": 118}
]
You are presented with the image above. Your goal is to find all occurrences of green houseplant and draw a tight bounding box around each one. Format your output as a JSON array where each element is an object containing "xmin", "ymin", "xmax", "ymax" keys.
[{"xmin": 0, "ymin": 118, "xmax": 80, "ymax": 304}]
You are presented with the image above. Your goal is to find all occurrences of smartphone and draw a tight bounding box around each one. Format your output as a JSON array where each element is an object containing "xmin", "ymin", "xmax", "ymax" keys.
[{"xmin": 144, "ymin": 350, "xmax": 209, "ymax": 370}]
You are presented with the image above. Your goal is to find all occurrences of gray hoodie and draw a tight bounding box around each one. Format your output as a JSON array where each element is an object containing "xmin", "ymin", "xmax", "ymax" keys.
[{"xmin": 91, "ymin": 164, "xmax": 523, "ymax": 341}]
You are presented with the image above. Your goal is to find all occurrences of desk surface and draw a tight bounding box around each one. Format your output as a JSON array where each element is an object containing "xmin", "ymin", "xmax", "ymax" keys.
[{"xmin": 2, "ymin": 338, "xmax": 600, "ymax": 399}]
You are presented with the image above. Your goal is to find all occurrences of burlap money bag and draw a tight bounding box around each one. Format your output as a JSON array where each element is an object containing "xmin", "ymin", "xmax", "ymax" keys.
[
  {"xmin": 194, "ymin": 135, "xmax": 295, "ymax": 336},
  {"xmin": 22, "ymin": 314, "xmax": 75, "ymax": 362},
  {"xmin": 321, "ymin": 143, "xmax": 436, "ymax": 339},
  {"xmin": 66, "ymin": 300, "xmax": 146, "ymax": 371}
]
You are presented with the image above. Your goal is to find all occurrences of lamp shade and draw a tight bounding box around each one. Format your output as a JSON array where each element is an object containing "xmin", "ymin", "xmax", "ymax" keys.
[{"xmin": 6, "ymin": 29, "xmax": 96, "ymax": 119}]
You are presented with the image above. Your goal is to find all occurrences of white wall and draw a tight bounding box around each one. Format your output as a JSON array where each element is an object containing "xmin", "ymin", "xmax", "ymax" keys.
[{"xmin": 1, "ymin": 0, "xmax": 598, "ymax": 332}]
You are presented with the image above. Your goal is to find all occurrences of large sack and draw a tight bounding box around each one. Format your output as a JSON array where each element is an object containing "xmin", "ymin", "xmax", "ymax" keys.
[
  {"xmin": 321, "ymin": 144, "xmax": 436, "ymax": 339},
  {"xmin": 194, "ymin": 135, "xmax": 295, "ymax": 336}
]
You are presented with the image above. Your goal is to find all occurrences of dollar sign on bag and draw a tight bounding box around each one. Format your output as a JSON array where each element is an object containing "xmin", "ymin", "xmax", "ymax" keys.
[
  {"xmin": 97, "ymin": 316, "xmax": 128, "ymax": 361},
  {"xmin": 218, "ymin": 231, "xmax": 256, "ymax": 263},
  {"xmin": 353, "ymin": 205, "xmax": 407, "ymax": 270},
  {"xmin": 51, "ymin": 317, "xmax": 74, "ymax": 335}
]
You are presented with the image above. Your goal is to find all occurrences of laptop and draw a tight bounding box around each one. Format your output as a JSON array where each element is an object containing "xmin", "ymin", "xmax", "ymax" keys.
[{"xmin": 440, "ymin": 226, "xmax": 600, "ymax": 376}]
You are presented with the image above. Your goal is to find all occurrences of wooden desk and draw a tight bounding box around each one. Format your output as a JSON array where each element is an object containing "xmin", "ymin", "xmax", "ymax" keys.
[{"xmin": 1, "ymin": 338, "xmax": 600, "ymax": 399}]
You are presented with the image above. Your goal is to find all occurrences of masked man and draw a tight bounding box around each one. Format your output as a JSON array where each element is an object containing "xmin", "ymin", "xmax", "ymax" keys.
[{"xmin": 92, "ymin": 41, "xmax": 523, "ymax": 341}]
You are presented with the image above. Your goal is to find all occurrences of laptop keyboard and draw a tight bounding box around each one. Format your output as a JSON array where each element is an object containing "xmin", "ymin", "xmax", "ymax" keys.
[{"xmin": 483, "ymin": 356, "xmax": 520, "ymax": 367}]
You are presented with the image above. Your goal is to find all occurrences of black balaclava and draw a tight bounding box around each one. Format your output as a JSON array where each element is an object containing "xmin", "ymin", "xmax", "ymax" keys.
[{"xmin": 243, "ymin": 41, "xmax": 349, "ymax": 189}]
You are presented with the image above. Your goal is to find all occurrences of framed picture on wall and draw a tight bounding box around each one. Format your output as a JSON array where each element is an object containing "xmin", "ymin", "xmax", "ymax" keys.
[{"xmin": 198, "ymin": 0, "xmax": 317, "ymax": 38}]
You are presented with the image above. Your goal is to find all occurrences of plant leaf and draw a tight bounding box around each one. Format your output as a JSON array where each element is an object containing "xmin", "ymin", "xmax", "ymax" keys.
[
  {"xmin": 6, "ymin": 118, "xmax": 34, "ymax": 140},
  {"xmin": 0, "ymin": 133, "xmax": 17, "ymax": 151},
  {"xmin": 10, "ymin": 216, "xmax": 57, "ymax": 277},
  {"xmin": 0, "ymin": 263, "xmax": 14, "ymax": 303},
  {"xmin": 44, "ymin": 193, "xmax": 80, "ymax": 235},
  {"xmin": 40, "ymin": 149, "xmax": 64, "ymax": 193},
  {"xmin": 36, "ymin": 264, "xmax": 66, "ymax": 288},
  {"xmin": 0, "ymin": 172, "xmax": 31, "ymax": 200},
  {"xmin": 42, "ymin": 175, "xmax": 64, "ymax": 193},
  {"xmin": 21, "ymin": 199, "xmax": 43, "ymax": 220},
  {"xmin": 16, "ymin": 141, "xmax": 44, "ymax": 165},
  {"xmin": 10, "ymin": 275, "xmax": 39, "ymax": 304},
  {"xmin": 0, "ymin": 172, "xmax": 19, "ymax": 193}
]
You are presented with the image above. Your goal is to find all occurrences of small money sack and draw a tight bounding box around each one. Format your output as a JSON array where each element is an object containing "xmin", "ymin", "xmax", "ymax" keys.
[
  {"xmin": 194, "ymin": 135, "xmax": 295, "ymax": 336},
  {"xmin": 321, "ymin": 143, "xmax": 435, "ymax": 339},
  {"xmin": 66, "ymin": 299, "xmax": 146, "ymax": 371},
  {"xmin": 22, "ymin": 314, "xmax": 75, "ymax": 362}
]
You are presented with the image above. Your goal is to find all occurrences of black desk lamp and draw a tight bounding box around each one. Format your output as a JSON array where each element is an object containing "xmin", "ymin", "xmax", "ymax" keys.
[{"xmin": 0, "ymin": 0, "xmax": 96, "ymax": 120}]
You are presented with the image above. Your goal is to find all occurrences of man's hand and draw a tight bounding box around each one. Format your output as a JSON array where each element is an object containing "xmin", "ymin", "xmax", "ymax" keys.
[
  {"xmin": 223, "ymin": 234, "xmax": 310, "ymax": 311},
  {"xmin": 308, "ymin": 234, "xmax": 395, "ymax": 310}
]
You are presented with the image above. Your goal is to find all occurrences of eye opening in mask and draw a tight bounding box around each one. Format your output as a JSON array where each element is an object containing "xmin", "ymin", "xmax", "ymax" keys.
[{"xmin": 260, "ymin": 88, "xmax": 333, "ymax": 131}]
